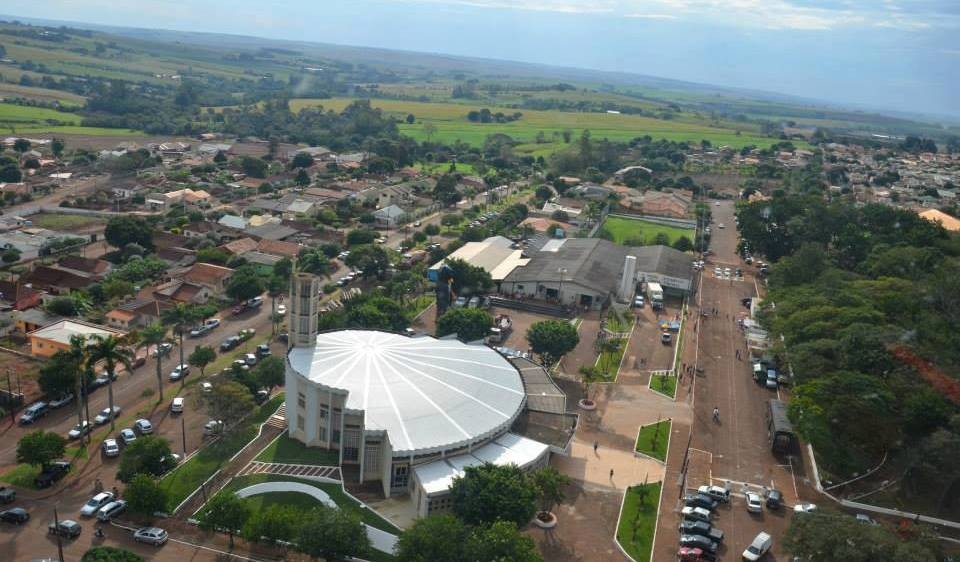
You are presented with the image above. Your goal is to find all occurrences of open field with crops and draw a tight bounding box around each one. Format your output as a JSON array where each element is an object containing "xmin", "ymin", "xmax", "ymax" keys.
[
  {"xmin": 0, "ymin": 102, "xmax": 140, "ymax": 136},
  {"xmin": 0, "ymin": 83, "xmax": 86, "ymax": 105},
  {"xmin": 292, "ymin": 97, "xmax": 782, "ymax": 150}
]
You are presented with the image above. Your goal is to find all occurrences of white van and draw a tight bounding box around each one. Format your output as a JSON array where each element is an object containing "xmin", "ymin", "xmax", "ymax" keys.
[
  {"xmin": 170, "ymin": 397, "xmax": 184, "ymax": 413},
  {"xmin": 742, "ymin": 531, "xmax": 772, "ymax": 561}
]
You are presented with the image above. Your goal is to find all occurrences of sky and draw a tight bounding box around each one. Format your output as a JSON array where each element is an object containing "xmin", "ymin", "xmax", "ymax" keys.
[{"xmin": 4, "ymin": 1, "xmax": 959, "ymax": 117}]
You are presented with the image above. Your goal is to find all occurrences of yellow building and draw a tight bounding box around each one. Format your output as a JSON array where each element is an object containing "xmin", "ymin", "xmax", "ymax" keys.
[{"xmin": 28, "ymin": 319, "xmax": 126, "ymax": 358}]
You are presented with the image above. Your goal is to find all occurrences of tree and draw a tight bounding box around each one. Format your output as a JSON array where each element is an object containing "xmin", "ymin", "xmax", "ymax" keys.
[
  {"xmin": 240, "ymin": 156, "xmax": 268, "ymax": 178},
  {"xmin": 527, "ymin": 320, "xmax": 580, "ymax": 366},
  {"xmin": 16, "ymin": 430, "xmax": 66, "ymax": 469},
  {"xmin": 292, "ymin": 152, "xmax": 314, "ymax": 169},
  {"xmin": 45, "ymin": 295, "xmax": 79, "ymax": 317},
  {"xmin": 673, "ymin": 236, "xmax": 693, "ymax": 252},
  {"xmin": 198, "ymin": 492, "xmax": 250, "ymax": 548},
  {"xmin": 468, "ymin": 521, "xmax": 543, "ymax": 562},
  {"xmin": 445, "ymin": 258, "xmax": 493, "ymax": 295},
  {"xmin": 38, "ymin": 350, "xmax": 87, "ymax": 399},
  {"xmin": 451, "ymin": 463, "xmax": 537, "ymax": 528},
  {"xmin": 51, "ymin": 138, "xmax": 66, "ymax": 158},
  {"xmin": 161, "ymin": 303, "xmax": 195, "ymax": 373},
  {"xmin": 345, "ymin": 244, "xmax": 390, "ymax": 278},
  {"xmin": 206, "ymin": 381, "xmax": 255, "ymax": 429},
  {"xmin": 117, "ymin": 435, "xmax": 173, "ymax": 482},
  {"xmin": 188, "ymin": 345, "xmax": 216, "ymax": 377},
  {"xmin": 346, "ymin": 229, "xmax": 377, "ymax": 246},
  {"xmin": 254, "ymin": 356, "xmax": 284, "ymax": 391},
  {"xmin": 437, "ymin": 308, "xmax": 492, "ymax": 342},
  {"xmin": 433, "ymin": 174, "xmax": 462, "ymax": 207},
  {"xmin": 396, "ymin": 514, "xmax": 469, "ymax": 562},
  {"xmin": 784, "ymin": 511, "xmax": 939, "ymax": 562},
  {"xmin": 424, "ymin": 223, "xmax": 440, "ymax": 236},
  {"xmin": 81, "ymin": 547, "xmax": 144, "ymax": 562},
  {"xmin": 101, "ymin": 278, "xmax": 134, "ymax": 300},
  {"xmin": 226, "ymin": 265, "xmax": 266, "ymax": 302},
  {"xmin": 653, "ymin": 232, "xmax": 671, "ymax": 246},
  {"xmin": 296, "ymin": 168, "xmax": 310, "ymax": 186},
  {"xmin": 213, "ymin": 150, "xmax": 228, "ymax": 163},
  {"xmin": 105, "ymin": 216, "xmax": 154, "ymax": 251},
  {"xmin": 297, "ymin": 247, "xmax": 332, "ymax": 276},
  {"xmin": 13, "ymin": 138, "xmax": 30, "ymax": 154},
  {"xmin": 296, "ymin": 506, "xmax": 370, "ymax": 562},
  {"xmin": 405, "ymin": 113, "xmax": 416, "ymax": 124},
  {"xmin": 242, "ymin": 504, "xmax": 300, "ymax": 546},
  {"xmin": 0, "ymin": 164, "xmax": 21, "ymax": 183},
  {"xmin": 531, "ymin": 466, "xmax": 571, "ymax": 515},
  {"xmin": 124, "ymin": 473, "xmax": 168, "ymax": 517},
  {"xmin": 86, "ymin": 334, "xmax": 133, "ymax": 431}
]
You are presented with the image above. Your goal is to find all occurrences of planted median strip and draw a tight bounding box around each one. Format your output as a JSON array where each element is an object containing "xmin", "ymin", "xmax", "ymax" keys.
[
  {"xmin": 634, "ymin": 419, "xmax": 671, "ymax": 462},
  {"xmin": 615, "ymin": 482, "xmax": 663, "ymax": 562}
]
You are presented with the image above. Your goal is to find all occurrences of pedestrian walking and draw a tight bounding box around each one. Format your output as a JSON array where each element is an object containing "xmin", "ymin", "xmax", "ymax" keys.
[
  {"xmin": 610, "ymin": 468, "xmax": 615, "ymax": 479},
  {"xmin": 712, "ymin": 407, "xmax": 720, "ymax": 423},
  {"xmin": 593, "ymin": 441, "xmax": 598, "ymax": 453}
]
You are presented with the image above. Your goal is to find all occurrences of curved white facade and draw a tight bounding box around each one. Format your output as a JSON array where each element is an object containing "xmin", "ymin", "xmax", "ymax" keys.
[{"xmin": 286, "ymin": 330, "xmax": 527, "ymax": 458}]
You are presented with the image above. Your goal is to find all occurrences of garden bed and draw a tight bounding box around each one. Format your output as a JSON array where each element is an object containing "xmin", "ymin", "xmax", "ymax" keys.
[
  {"xmin": 649, "ymin": 373, "xmax": 677, "ymax": 399},
  {"xmin": 634, "ymin": 420, "xmax": 671, "ymax": 462},
  {"xmin": 615, "ymin": 482, "xmax": 663, "ymax": 562}
]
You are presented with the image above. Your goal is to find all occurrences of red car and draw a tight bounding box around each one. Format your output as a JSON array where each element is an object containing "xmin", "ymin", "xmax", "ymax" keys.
[{"xmin": 678, "ymin": 546, "xmax": 714, "ymax": 562}]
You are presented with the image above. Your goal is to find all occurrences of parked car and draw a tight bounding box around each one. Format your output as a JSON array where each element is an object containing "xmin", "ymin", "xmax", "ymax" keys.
[
  {"xmin": 238, "ymin": 328, "xmax": 256, "ymax": 340},
  {"xmin": 683, "ymin": 493, "xmax": 718, "ymax": 512},
  {"xmin": 660, "ymin": 332, "xmax": 672, "ymax": 344},
  {"xmin": 467, "ymin": 296, "xmax": 480, "ymax": 308},
  {"xmin": 232, "ymin": 359, "xmax": 250, "ymax": 371},
  {"xmin": 93, "ymin": 406, "xmax": 121, "ymax": 425},
  {"xmin": 793, "ymin": 503, "xmax": 818, "ymax": 514},
  {"xmin": 745, "ymin": 492, "xmax": 764, "ymax": 513},
  {"xmin": 169, "ymin": 364, "xmax": 190, "ymax": 381},
  {"xmin": 170, "ymin": 397, "xmax": 184, "ymax": 413},
  {"xmin": 856, "ymin": 513, "xmax": 879, "ymax": 525},
  {"xmin": 131, "ymin": 356, "xmax": 146, "ymax": 369},
  {"xmin": 120, "ymin": 428, "xmax": 137, "ymax": 446},
  {"xmin": 48, "ymin": 519, "xmax": 82, "ymax": 538},
  {"xmin": 765, "ymin": 369, "xmax": 779, "ymax": 389},
  {"xmin": 681, "ymin": 506, "xmax": 712, "ymax": 523},
  {"xmin": 67, "ymin": 421, "xmax": 91, "ymax": 440},
  {"xmin": 256, "ymin": 344, "xmax": 271, "ymax": 358},
  {"xmin": 134, "ymin": 419, "xmax": 153, "ymax": 435},
  {"xmin": 34, "ymin": 461, "xmax": 71, "ymax": 488},
  {"xmin": 244, "ymin": 353, "xmax": 257, "ymax": 366},
  {"xmin": 80, "ymin": 492, "xmax": 114, "ymax": 517},
  {"xmin": 453, "ymin": 296, "xmax": 467, "ymax": 308},
  {"xmin": 0, "ymin": 507, "xmax": 29, "ymax": 524},
  {"xmin": 102, "ymin": 439, "xmax": 120, "ymax": 458},
  {"xmin": 679, "ymin": 520, "xmax": 724, "ymax": 543},
  {"xmin": 19, "ymin": 402, "xmax": 49, "ymax": 425},
  {"xmin": 0, "ymin": 486, "xmax": 16, "ymax": 504},
  {"xmin": 247, "ymin": 296, "xmax": 263, "ymax": 308},
  {"xmin": 134, "ymin": 526, "xmax": 169, "ymax": 546},
  {"xmin": 220, "ymin": 336, "xmax": 241, "ymax": 352},
  {"xmin": 276, "ymin": 304, "xmax": 287, "ymax": 315},
  {"xmin": 765, "ymin": 489, "xmax": 783, "ymax": 509},
  {"xmin": 679, "ymin": 534, "xmax": 718, "ymax": 554},
  {"xmin": 678, "ymin": 546, "xmax": 715, "ymax": 562},
  {"xmin": 742, "ymin": 531, "xmax": 773, "ymax": 561},
  {"xmin": 697, "ymin": 485, "xmax": 730, "ymax": 503},
  {"xmin": 96, "ymin": 500, "xmax": 127, "ymax": 522},
  {"xmin": 151, "ymin": 343, "xmax": 173, "ymax": 357},
  {"xmin": 203, "ymin": 419, "xmax": 224, "ymax": 436},
  {"xmin": 633, "ymin": 295, "xmax": 645, "ymax": 308},
  {"xmin": 254, "ymin": 389, "xmax": 270, "ymax": 404},
  {"xmin": 49, "ymin": 394, "xmax": 74, "ymax": 409},
  {"xmin": 201, "ymin": 382, "xmax": 213, "ymax": 393}
]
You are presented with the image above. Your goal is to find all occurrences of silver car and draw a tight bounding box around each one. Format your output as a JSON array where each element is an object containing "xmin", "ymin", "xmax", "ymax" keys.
[
  {"xmin": 134, "ymin": 526, "xmax": 168, "ymax": 546},
  {"xmin": 80, "ymin": 492, "xmax": 114, "ymax": 517},
  {"xmin": 102, "ymin": 438, "xmax": 120, "ymax": 458},
  {"xmin": 93, "ymin": 406, "xmax": 121, "ymax": 425},
  {"xmin": 96, "ymin": 499, "xmax": 127, "ymax": 522}
]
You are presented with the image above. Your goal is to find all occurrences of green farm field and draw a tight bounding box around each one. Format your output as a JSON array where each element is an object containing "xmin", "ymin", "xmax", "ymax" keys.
[
  {"xmin": 0, "ymin": 102, "xmax": 140, "ymax": 136},
  {"xmin": 291, "ymin": 97, "xmax": 782, "ymax": 149},
  {"xmin": 600, "ymin": 216, "xmax": 695, "ymax": 246}
]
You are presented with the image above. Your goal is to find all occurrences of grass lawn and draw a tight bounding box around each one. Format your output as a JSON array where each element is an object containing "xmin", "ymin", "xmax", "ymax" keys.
[
  {"xmin": 219, "ymin": 473, "xmax": 400, "ymax": 534},
  {"xmin": 605, "ymin": 308, "xmax": 634, "ymax": 334},
  {"xmin": 403, "ymin": 296, "xmax": 435, "ymax": 320},
  {"xmin": 634, "ymin": 420, "xmax": 671, "ymax": 461},
  {"xmin": 291, "ymin": 98, "xmax": 784, "ymax": 151},
  {"xmin": 649, "ymin": 374, "xmax": 677, "ymax": 399},
  {"xmin": 256, "ymin": 434, "xmax": 340, "ymax": 466},
  {"xmin": 596, "ymin": 337, "xmax": 627, "ymax": 381},
  {"xmin": 616, "ymin": 482, "xmax": 663, "ymax": 562},
  {"xmin": 414, "ymin": 161, "xmax": 477, "ymax": 175},
  {"xmin": 601, "ymin": 216, "xmax": 695, "ymax": 246},
  {"xmin": 159, "ymin": 394, "xmax": 284, "ymax": 511},
  {"xmin": 0, "ymin": 464, "xmax": 41, "ymax": 488},
  {"xmin": 29, "ymin": 213, "xmax": 106, "ymax": 230}
]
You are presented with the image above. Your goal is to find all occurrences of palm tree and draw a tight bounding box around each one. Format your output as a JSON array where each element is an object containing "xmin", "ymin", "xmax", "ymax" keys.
[
  {"xmin": 139, "ymin": 323, "xmax": 170, "ymax": 401},
  {"xmin": 66, "ymin": 335, "xmax": 92, "ymax": 444},
  {"xmin": 162, "ymin": 303, "xmax": 195, "ymax": 369},
  {"xmin": 86, "ymin": 335, "xmax": 134, "ymax": 431}
]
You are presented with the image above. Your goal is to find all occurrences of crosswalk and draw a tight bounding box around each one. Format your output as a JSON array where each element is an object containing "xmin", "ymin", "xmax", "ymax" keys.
[{"xmin": 237, "ymin": 460, "xmax": 341, "ymax": 480}]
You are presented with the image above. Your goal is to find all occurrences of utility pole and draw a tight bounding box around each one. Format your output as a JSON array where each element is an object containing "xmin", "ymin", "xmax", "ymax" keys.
[
  {"xmin": 6, "ymin": 369, "xmax": 14, "ymax": 425},
  {"xmin": 54, "ymin": 506, "xmax": 65, "ymax": 562},
  {"xmin": 181, "ymin": 415, "xmax": 187, "ymax": 457}
]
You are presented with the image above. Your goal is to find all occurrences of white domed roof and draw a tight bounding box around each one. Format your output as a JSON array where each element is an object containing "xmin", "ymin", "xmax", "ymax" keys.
[{"xmin": 287, "ymin": 330, "xmax": 527, "ymax": 456}]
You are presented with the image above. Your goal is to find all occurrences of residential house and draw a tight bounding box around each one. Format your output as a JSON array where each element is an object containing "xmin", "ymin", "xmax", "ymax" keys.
[
  {"xmin": 197, "ymin": 143, "xmax": 233, "ymax": 157},
  {"xmin": 54, "ymin": 256, "xmax": 112, "ymax": 281},
  {"xmin": 240, "ymin": 251, "xmax": 283, "ymax": 274},
  {"xmin": 20, "ymin": 265, "xmax": 94, "ymax": 295},
  {"xmin": 218, "ymin": 214, "xmax": 249, "ymax": 230},
  {"xmin": 246, "ymin": 223, "xmax": 298, "ymax": 241},
  {"xmin": 570, "ymin": 183, "xmax": 613, "ymax": 201},
  {"xmin": 15, "ymin": 308, "xmax": 64, "ymax": 335},
  {"xmin": 151, "ymin": 279, "xmax": 210, "ymax": 304},
  {"xmin": 0, "ymin": 280, "xmax": 43, "ymax": 311},
  {"xmin": 256, "ymin": 239, "xmax": 301, "ymax": 260},
  {"xmin": 641, "ymin": 192, "xmax": 690, "ymax": 219},
  {"xmin": 219, "ymin": 237, "xmax": 259, "ymax": 256},
  {"xmin": 182, "ymin": 263, "xmax": 234, "ymax": 295},
  {"xmin": 105, "ymin": 298, "xmax": 170, "ymax": 330},
  {"xmin": 147, "ymin": 188, "xmax": 212, "ymax": 212},
  {"xmin": 373, "ymin": 205, "xmax": 407, "ymax": 227},
  {"xmin": 28, "ymin": 319, "xmax": 126, "ymax": 358}
]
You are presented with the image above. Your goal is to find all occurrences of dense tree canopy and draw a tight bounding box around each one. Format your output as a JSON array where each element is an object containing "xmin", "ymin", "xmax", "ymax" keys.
[
  {"xmin": 450, "ymin": 463, "xmax": 537, "ymax": 528},
  {"xmin": 526, "ymin": 320, "xmax": 580, "ymax": 366},
  {"xmin": 117, "ymin": 435, "xmax": 173, "ymax": 482},
  {"xmin": 105, "ymin": 216, "xmax": 154, "ymax": 251},
  {"xmin": 437, "ymin": 308, "xmax": 492, "ymax": 342}
]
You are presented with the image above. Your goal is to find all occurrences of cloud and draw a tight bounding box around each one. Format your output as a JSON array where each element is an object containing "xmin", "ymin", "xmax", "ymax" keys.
[{"xmin": 387, "ymin": 0, "xmax": 956, "ymax": 30}]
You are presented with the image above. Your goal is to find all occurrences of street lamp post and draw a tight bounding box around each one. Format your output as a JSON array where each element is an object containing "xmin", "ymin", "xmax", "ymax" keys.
[{"xmin": 557, "ymin": 267, "xmax": 567, "ymax": 304}]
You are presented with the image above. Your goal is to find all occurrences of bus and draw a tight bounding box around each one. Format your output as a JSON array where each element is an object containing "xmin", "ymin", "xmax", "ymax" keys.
[{"xmin": 767, "ymin": 399, "xmax": 796, "ymax": 454}]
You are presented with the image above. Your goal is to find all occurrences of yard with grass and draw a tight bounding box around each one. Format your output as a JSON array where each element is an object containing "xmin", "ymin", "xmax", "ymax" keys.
[
  {"xmin": 29, "ymin": 213, "xmax": 106, "ymax": 230},
  {"xmin": 159, "ymin": 393, "xmax": 284, "ymax": 510},
  {"xmin": 649, "ymin": 373, "xmax": 677, "ymax": 399},
  {"xmin": 600, "ymin": 216, "xmax": 695, "ymax": 247},
  {"xmin": 290, "ymin": 98, "xmax": 784, "ymax": 151},
  {"xmin": 634, "ymin": 420, "xmax": 671, "ymax": 462},
  {"xmin": 616, "ymin": 482, "xmax": 663, "ymax": 562},
  {"xmin": 256, "ymin": 434, "xmax": 340, "ymax": 466},
  {"xmin": 403, "ymin": 296, "xmax": 435, "ymax": 320},
  {"xmin": 595, "ymin": 336, "xmax": 627, "ymax": 381}
]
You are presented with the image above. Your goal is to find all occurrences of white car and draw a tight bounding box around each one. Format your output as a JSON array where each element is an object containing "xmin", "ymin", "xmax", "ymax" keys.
[
  {"xmin": 244, "ymin": 353, "xmax": 257, "ymax": 366},
  {"xmin": 170, "ymin": 397, "xmax": 184, "ymax": 413},
  {"xmin": 742, "ymin": 532, "xmax": 772, "ymax": 561},
  {"xmin": 67, "ymin": 420, "xmax": 91, "ymax": 440},
  {"xmin": 697, "ymin": 485, "xmax": 730, "ymax": 503},
  {"xmin": 80, "ymin": 492, "xmax": 114, "ymax": 517},
  {"xmin": 794, "ymin": 503, "xmax": 818, "ymax": 514},
  {"xmin": 713, "ymin": 267, "xmax": 722, "ymax": 277},
  {"xmin": 102, "ymin": 438, "xmax": 120, "ymax": 458},
  {"xmin": 151, "ymin": 342, "xmax": 173, "ymax": 358},
  {"xmin": 94, "ymin": 406, "xmax": 121, "ymax": 425},
  {"xmin": 276, "ymin": 304, "xmax": 287, "ymax": 315},
  {"xmin": 96, "ymin": 499, "xmax": 127, "ymax": 522},
  {"xmin": 120, "ymin": 428, "xmax": 137, "ymax": 445},
  {"xmin": 718, "ymin": 223, "xmax": 725, "ymax": 229},
  {"xmin": 714, "ymin": 201, "xmax": 720, "ymax": 206},
  {"xmin": 681, "ymin": 506, "xmax": 712, "ymax": 523},
  {"xmin": 134, "ymin": 419, "xmax": 153, "ymax": 435},
  {"xmin": 201, "ymin": 382, "xmax": 213, "ymax": 393},
  {"xmin": 204, "ymin": 419, "xmax": 224, "ymax": 436},
  {"xmin": 745, "ymin": 491, "xmax": 763, "ymax": 513},
  {"xmin": 49, "ymin": 394, "xmax": 75, "ymax": 409},
  {"xmin": 169, "ymin": 364, "xmax": 190, "ymax": 381}
]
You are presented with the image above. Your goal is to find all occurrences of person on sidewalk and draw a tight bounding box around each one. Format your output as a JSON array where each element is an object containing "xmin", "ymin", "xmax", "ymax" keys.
[{"xmin": 593, "ymin": 441, "xmax": 599, "ymax": 453}]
